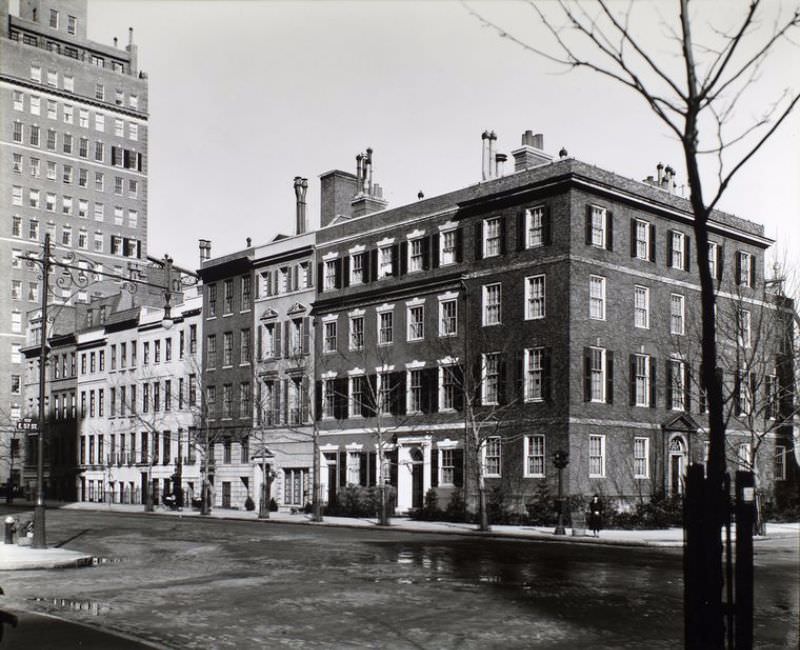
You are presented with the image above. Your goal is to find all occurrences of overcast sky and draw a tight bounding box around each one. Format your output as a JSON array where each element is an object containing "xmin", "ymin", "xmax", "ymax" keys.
[{"xmin": 83, "ymin": 0, "xmax": 799, "ymax": 275}]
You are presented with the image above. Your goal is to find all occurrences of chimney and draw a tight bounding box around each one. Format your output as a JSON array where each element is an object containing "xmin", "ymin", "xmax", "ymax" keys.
[
  {"xmin": 246, "ymin": 237, "xmax": 252, "ymax": 247},
  {"xmin": 656, "ymin": 162, "xmax": 664, "ymax": 185},
  {"xmin": 113, "ymin": 37, "xmax": 118, "ymax": 47},
  {"xmin": 481, "ymin": 131, "xmax": 490, "ymax": 181},
  {"xmin": 511, "ymin": 131, "xmax": 553, "ymax": 171},
  {"xmin": 495, "ymin": 153, "xmax": 507, "ymax": 177},
  {"xmin": 319, "ymin": 170, "xmax": 358, "ymax": 227},
  {"xmin": 198, "ymin": 239, "xmax": 211, "ymax": 263},
  {"xmin": 128, "ymin": 27, "xmax": 134, "ymax": 46},
  {"xmin": 351, "ymin": 147, "xmax": 388, "ymax": 218},
  {"xmin": 488, "ymin": 131, "xmax": 497, "ymax": 179},
  {"xmin": 294, "ymin": 176, "xmax": 309, "ymax": 235}
]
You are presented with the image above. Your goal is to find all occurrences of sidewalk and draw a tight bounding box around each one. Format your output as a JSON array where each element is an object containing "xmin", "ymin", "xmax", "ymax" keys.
[{"xmin": 2, "ymin": 500, "xmax": 797, "ymax": 571}]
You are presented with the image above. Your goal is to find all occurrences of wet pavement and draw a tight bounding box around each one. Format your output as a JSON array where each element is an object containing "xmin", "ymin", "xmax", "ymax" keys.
[{"xmin": 0, "ymin": 508, "xmax": 797, "ymax": 649}]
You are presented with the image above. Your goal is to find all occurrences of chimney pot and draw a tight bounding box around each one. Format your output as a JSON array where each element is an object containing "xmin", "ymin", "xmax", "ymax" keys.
[
  {"xmin": 246, "ymin": 237, "xmax": 252, "ymax": 247},
  {"xmin": 294, "ymin": 176, "xmax": 309, "ymax": 234},
  {"xmin": 128, "ymin": 27, "xmax": 134, "ymax": 45},
  {"xmin": 113, "ymin": 37, "xmax": 118, "ymax": 47},
  {"xmin": 559, "ymin": 147, "xmax": 568, "ymax": 159},
  {"xmin": 417, "ymin": 191, "xmax": 424, "ymax": 200}
]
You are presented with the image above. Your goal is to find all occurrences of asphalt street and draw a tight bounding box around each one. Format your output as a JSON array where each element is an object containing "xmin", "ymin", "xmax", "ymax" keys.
[{"xmin": 0, "ymin": 508, "xmax": 797, "ymax": 649}]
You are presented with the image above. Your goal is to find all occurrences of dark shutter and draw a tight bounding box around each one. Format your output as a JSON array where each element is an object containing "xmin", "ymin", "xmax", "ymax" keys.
[
  {"xmin": 542, "ymin": 206, "xmax": 552, "ymax": 246},
  {"xmin": 342, "ymin": 256, "xmax": 350, "ymax": 288},
  {"xmin": 314, "ymin": 380, "xmax": 322, "ymax": 421},
  {"xmin": 281, "ymin": 378, "xmax": 289, "ymax": 424},
  {"xmin": 630, "ymin": 219, "xmax": 637, "ymax": 257},
  {"xmin": 499, "ymin": 215, "xmax": 507, "ymax": 254},
  {"xmin": 292, "ymin": 265, "xmax": 299, "ymax": 291},
  {"xmin": 497, "ymin": 354, "xmax": 507, "ymax": 405},
  {"xmin": 452, "ymin": 365, "xmax": 464, "ymax": 411},
  {"xmin": 585, "ymin": 206, "xmax": 593, "ymax": 245},
  {"xmin": 283, "ymin": 320, "xmax": 290, "ymax": 357},
  {"xmin": 473, "ymin": 358, "xmax": 482, "ymax": 407},
  {"xmin": 516, "ymin": 210, "xmax": 526, "ymax": 251},
  {"xmin": 370, "ymin": 249, "xmax": 378, "ymax": 282},
  {"xmin": 361, "ymin": 252, "xmax": 370, "ymax": 284},
  {"xmin": 399, "ymin": 241, "xmax": 408, "ymax": 275},
  {"xmin": 453, "ymin": 449, "xmax": 464, "ymax": 487},
  {"xmin": 316, "ymin": 262, "xmax": 323, "ymax": 289},
  {"xmin": 274, "ymin": 323, "xmax": 282, "ymax": 359},
  {"xmin": 630, "ymin": 354, "xmax": 637, "ymax": 405},
  {"xmin": 717, "ymin": 245, "xmax": 724, "ymax": 282},
  {"xmin": 666, "ymin": 360, "xmax": 673, "ymax": 409},
  {"xmin": 136, "ymin": 153, "xmax": 143, "ymax": 172},
  {"xmin": 391, "ymin": 244, "xmax": 399, "ymax": 276},
  {"xmin": 391, "ymin": 372, "xmax": 406, "ymax": 415},
  {"xmin": 684, "ymin": 365, "xmax": 692, "ymax": 412},
  {"xmin": 750, "ymin": 258, "xmax": 756, "ymax": 288},
  {"xmin": 542, "ymin": 348, "xmax": 552, "ymax": 402},
  {"xmin": 605, "ymin": 211, "xmax": 613, "ymax": 251},
  {"xmin": 516, "ymin": 351, "xmax": 525, "ymax": 402},
  {"xmin": 684, "ymin": 235, "xmax": 691, "ymax": 271},
  {"xmin": 583, "ymin": 347, "xmax": 592, "ymax": 401},
  {"xmin": 302, "ymin": 317, "xmax": 310, "ymax": 355},
  {"xmin": 455, "ymin": 228, "xmax": 464, "ymax": 262},
  {"xmin": 474, "ymin": 221, "xmax": 483, "ymax": 260},
  {"xmin": 359, "ymin": 452, "xmax": 368, "ymax": 486},
  {"xmin": 667, "ymin": 231, "xmax": 674, "ymax": 268},
  {"xmin": 430, "ymin": 448, "xmax": 438, "ymax": 487},
  {"xmin": 334, "ymin": 258, "xmax": 342, "ymax": 288},
  {"xmin": 363, "ymin": 374, "xmax": 377, "ymax": 418},
  {"xmin": 136, "ymin": 240, "xmax": 142, "ymax": 259},
  {"xmin": 431, "ymin": 233, "xmax": 440, "ymax": 268},
  {"xmin": 389, "ymin": 450, "xmax": 398, "ymax": 493},
  {"xmin": 301, "ymin": 376, "xmax": 309, "ymax": 422},
  {"xmin": 334, "ymin": 377, "xmax": 348, "ymax": 420},
  {"xmin": 605, "ymin": 350, "xmax": 614, "ymax": 404},
  {"xmin": 265, "ymin": 271, "xmax": 273, "ymax": 297},
  {"xmin": 367, "ymin": 452, "xmax": 377, "ymax": 486},
  {"xmin": 735, "ymin": 252, "xmax": 742, "ymax": 285},
  {"xmin": 649, "ymin": 224, "xmax": 656, "ymax": 262},
  {"xmin": 338, "ymin": 451, "xmax": 347, "ymax": 487},
  {"xmin": 650, "ymin": 359, "xmax": 657, "ymax": 408},
  {"xmin": 422, "ymin": 236, "xmax": 430, "ymax": 270}
]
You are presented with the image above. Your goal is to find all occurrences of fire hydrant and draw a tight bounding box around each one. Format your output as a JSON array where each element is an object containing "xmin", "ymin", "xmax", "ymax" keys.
[{"xmin": 4, "ymin": 516, "xmax": 14, "ymax": 545}]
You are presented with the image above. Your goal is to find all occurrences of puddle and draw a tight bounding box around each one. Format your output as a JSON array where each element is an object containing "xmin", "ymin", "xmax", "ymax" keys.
[{"xmin": 28, "ymin": 596, "xmax": 111, "ymax": 615}]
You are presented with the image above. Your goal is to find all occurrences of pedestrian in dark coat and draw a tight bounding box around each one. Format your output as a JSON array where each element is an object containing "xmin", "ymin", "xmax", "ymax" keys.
[{"xmin": 588, "ymin": 494, "xmax": 604, "ymax": 537}]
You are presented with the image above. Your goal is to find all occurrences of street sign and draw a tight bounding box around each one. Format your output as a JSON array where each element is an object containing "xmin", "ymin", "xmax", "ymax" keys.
[{"xmin": 16, "ymin": 418, "xmax": 39, "ymax": 432}]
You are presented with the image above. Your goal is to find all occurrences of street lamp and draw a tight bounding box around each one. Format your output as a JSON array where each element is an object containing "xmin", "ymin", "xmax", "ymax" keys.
[
  {"xmin": 252, "ymin": 446, "xmax": 275, "ymax": 519},
  {"xmin": 553, "ymin": 449, "xmax": 570, "ymax": 536},
  {"xmin": 21, "ymin": 236, "xmax": 198, "ymax": 544}
]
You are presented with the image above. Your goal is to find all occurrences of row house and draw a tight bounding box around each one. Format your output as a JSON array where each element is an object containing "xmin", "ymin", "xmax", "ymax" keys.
[{"xmin": 311, "ymin": 132, "xmax": 794, "ymax": 513}]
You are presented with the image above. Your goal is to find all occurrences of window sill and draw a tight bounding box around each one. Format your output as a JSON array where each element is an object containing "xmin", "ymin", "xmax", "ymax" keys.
[
  {"xmin": 524, "ymin": 474, "xmax": 545, "ymax": 479},
  {"xmin": 438, "ymin": 408, "xmax": 457, "ymax": 414},
  {"xmin": 524, "ymin": 398, "xmax": 544, "ymax": 404}
]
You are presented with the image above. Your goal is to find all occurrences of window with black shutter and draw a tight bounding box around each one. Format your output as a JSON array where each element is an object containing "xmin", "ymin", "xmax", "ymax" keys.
[
  {"xmin": 430, "ymin": 448, "xmax": 438, "ymax": 487},
  {"xmin": 359, "ymin": 452, "xmax": 368, "ymax": 486},
  {"xmin": 605, "ymin": 350, "xmax": 614, "ymax": 404},
  {"xmin": 338, "ymin": 451, "xmax": 347, "ymax": 487},
  {"xmin": 453, "ymin": 449, "xmax": 464, "ymax": 487}
]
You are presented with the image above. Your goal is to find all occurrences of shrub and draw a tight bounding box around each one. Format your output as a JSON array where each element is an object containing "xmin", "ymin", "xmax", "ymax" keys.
[
  {"xmin": 444, "ymin": 489, "xmax": 468, "ymax": 522},
  {"xmin": 244, "ymin": 496, "xmax": 255, "ymax": 511},
  {"xmin": 412, "ymin": 488, "xmax": 441, "ymax": 521},
  {"xmin": 269, "ymin": 498, "xmax": 278, "ymax": 512}
]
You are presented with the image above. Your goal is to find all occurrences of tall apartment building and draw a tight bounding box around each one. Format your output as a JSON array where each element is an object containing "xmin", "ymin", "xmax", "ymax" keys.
[
  {"xmin": 1, "ymin": 0, "xmax": 149, "ymax": 484},
  {"xmin": 311, "ymin": 132, "xmax": 794, "ymax": 514}
]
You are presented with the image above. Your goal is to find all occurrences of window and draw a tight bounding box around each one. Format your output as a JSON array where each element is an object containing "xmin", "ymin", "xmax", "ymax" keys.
[
  {"xmin": 378, "ymin": 310, "xmax": 393, "ymax": 345},
  {"xmin": 440, "ymin": 449, "xmax": 457, "ymax": 485},
  {"xmin": 670, "ymin": 358, "xmax": 686, "ymax": 411},
  {"xmin": 737, "ymin": 251, "xmax": 754, "ymax": 287},
  {"xmin": 484, "ymin": 437, "xmax": 502, "ymax": 477},
  {"xmin": 439, "ymin": 364, "xmax": 458, "ymax": 411},
  {"xmin": 440, "ymin": 229, "xmax": 457, "ymax": 265},
  {"xmin": 241, "ymin": 275, "xmax": 252, "ymax": 308},
  {"xmin": 223, "ymin": 279, "xmax": 233, "ymax": 313},
  {"xmin": 483, "ymin": 217, "xmax": 502, "ymax": 257},
  {"xmin": 223, "ymin": 332, "xmax": 233, "ymax": 366},
  {"xmin": 67, "ymin": 15, "xmax": 77, "ymax": 34},
  {"xmin": 129, "ymin": 95, "xmax": 139, "ymax": 109},
  {"xmin": 775, "ymin": 445, "xmax": 786, "ymax": 481},
  {"xmin": 47, "ymin": 99, "xmax": 57, "ymax": 120},
  {"xmin": 240, "ymin": 328, "xmax": 251, "ymax": 364},
  {"xmin": 45, "ymin": 192, "xmax": 56, "ymax": 212},
  {"xmin": 63, "ymin": 165, "xmax": 73, "ymax": 184},
  {"xmin": 670, "ymin": 231, "xmax": 688, "ymax": 270},
  {"xmin": 524, "ymin": 347, "xmax": 545, "ymax": 402},
  {"xmin": 482, "ymin": 353, "xmax": 500, "ymax": 405},
  {"xmin": 12, "ymin": 153, "xmax": 22, "ymax": 174},
  {"xmin": 222, "ymin": 384, "xmax": 233, "ymax": 418},
  {"xmin": 114, "ymin": 119, "xmax": 124, "ymax": 137},
  {"xmin": 408, "ymin": 238, "xmax": 425, "ymax": 272},
  {"xmin": 129, "ymin": 123, "xmax": 139, "ymax": 141},
  {"xmin": 323, "ymin": 320, "xmax": 337, "ymax": 353},
  {"xmin": 12, "ymin": 121, "xmax": 23, "ymax": 143},
  {"xmin": 633, "ymin": 354, "xmax": 652, "ymax": 407},
  {"xmin": 12, "ymin": 186, "xmax": 23, "ymax": 206},
  {"xmin": 378, "ymin": 245, "xmax": 394, "ymax": 277},
  {"xmin": 46, "ymin": 128, "xmax": 56, "ymax": 150},
  {"xmin": 589, "ymin": 275, "xmax": 606, "ymax": 320},
  {"xmin": 208, "ymin": 284, "xmax": 217, "ymax": 316},
  {"xmin": 589, "ymin": 435, "xmax": 606, "ymax": 477},
  {"xmin": 588, "ymin": 347, "xmax": 607, "ymax": 403},
  {"xmin": 525, "ymin": 435, "xmax": 545, "ymax": 477},
  {"xmin": 589, "ymin": 206, "xmax": 607, "ymax": 248},
  {"xmin": 670, "ymin": 294, "xmax": 685, "ymax": 335},
  {"xmin": 64, "ymin": 105, "xmax": 73, "ymax": 124},
  {"xmin": 406, "ymin": 368, "xmax": 423, "ymax": 413},
  {"xmin": 439, "ymin": 299, "xmax": 457, "ymax": 337},
  {"xmin": 321, "ymin": 378, "xmax": 336, "ymax": 419},
  {"xmin": 13, "ymin": 91, "xmax": 24, "ymax": 111},
  {"xmin": 29, "ymin": 219, "xmax": 39, "ymax": 239},
  {"xmin": 407, "ymin": 304, "xmax": 424, "ymax": 341},
  {"xmin": 95, "ymin": 113, "xmax": 105, "ymax": 132},
  {"xmin": 737, "ymin": 443, "xmax": 751, "ymax": 471},
  {"xmin": 482, "ymin": 284, "xmax": 501, "ymax": 326},
  {"xmin": 28, "ymin": 281, "xmax": 39, "ymax": 302},
  {"xmin": 11, "ymin": 249, "xmax": 22, "ymax": 268},
  {"xmin": 12, "ymin": 216, "xmax": 22, "ymax": 238},
  {"xmin": 30, "ymin": 125, "xmax": 40, "ymax": 147},
  {"xmin": 350, "ymin": 253, "xmax": 364, "ymax": 284},
  {"xmin": 30, "ymin": 95, "xmax": 41, "ymax": 115},
  {"xmin": 350, "ymin": 316, "xmax": 364, "ymax": 350},
  {"xmin": 350, "ymin": 375, "xmax": 365, "ymax": 417},
  {"xmin": 11, "ymin": 280, "xmax": 21, "ymax": 301},
  {"xmin": 129, "ymin": 179, "xmax": 138, "ymax": 199},
  {"xmin": 525, "ymin": 275, "xmax": 545, "ymax": 320},
  {"xmin": 114, "ymin": 176, "xmax": 124, "ymax": 195},
  {"xmin": 30, "ymin": 157, "xmax": 40, "ymax": 177},
  {"xmin": 240, "ymin": 382, "xmax": 250, "ymax": 418},
  {"xmin": 61, "ymin": 226, "xmax": 72, "ymax": 247},
  {"xmin": 95, "ymin": 84, "xmax": 105, "ymax": 102},
  {"xmin": 634, "ymin": 438, "xmax": 649, "ymax": 479},
  {"xmin": 738, "ymin": 309, "xmax": 751, "ymax": 349},
  {"xmin": 94, "ymin": 141, "xmax": 104, "ymax": 162},
  {"xmin": 11, "ymin": 344, "xmax": 21, "ymax": 364},
  {"xmin": 634, "ymin": 286, "xmax": 650, "ymax": 329},
  {"xmin": 63, "ymin": 133, "xmax": 72, "ymax": 154},
  {"xmin": 525, "ymin": 206, "xmax": 546, "ymax": 248},
  {"xmin": 11, "ymin": 311, "xmax": 22, "ymax": 333},
  {"xmin": 708, "ymin": 242, "xmax": 719, "ymax": 279},
  {"xmin": 321, "ymin": 259, "xmax": 337, "ymax": 291},
  {"xmin": 30, "ymin": 66, "xmax": 41, "ymax": 83},
  {"xmin": 79, "ymin": 169, "xmax": 88, "ymax": 189}
]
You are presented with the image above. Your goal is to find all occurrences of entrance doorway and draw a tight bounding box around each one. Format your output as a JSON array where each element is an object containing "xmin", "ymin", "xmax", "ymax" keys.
[
  {"xmin": 669, "ymin": 437, "xmax": 687, "ymax": 495},
  {"xmin": 410, "ymin": 447, "xmax": 424, "ymax": 509}
]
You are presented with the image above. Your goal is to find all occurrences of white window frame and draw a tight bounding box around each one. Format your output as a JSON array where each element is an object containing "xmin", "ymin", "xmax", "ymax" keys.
[
  {"xmin": 407, "ymin": 303, "xmax": 424, "ymax": 341},
  {"xmin": 635, "ymin": 219, "xmax": 650, "ymax": 260},
  {"xmin": 634, "ymin": 285, "xmax": 650, "ymax": 329},
  {"xmin": 670, "ymin": 293, "xmax": 685, "ymax": 335},
  {"xmin": 739, "ymin": 309, "xmax": 751, "ymax": 349},
  {"xmin": 483, "ymin": 436, "xmax": 502, "ymax": 478},
  {"xmin": 481, "ymin": 352, "xmax": 500, "ymax": 405},
  {"xmin": 524, "ymin": 347, "xmax": 544, "ymax": 402},
  {"xmin": 408, "ymin": 238, "xmax": 424, "ymax": 273},
  {"xmin": 589, "ymin": 434, "xmax": 606, "ymax": 478},
  {"xmin": 634, "ymin": 437, "xmax": 650, "ymax": 479},
  {"xmin": 482, "ymin": 283, "xmax": 501, "ymax": 326},
  {"xmin": 406, "ymin": 368, "xmax": 423, "ymax": 414},
  {"xmin": 775, "ymin": 445, "xmax": 786, "ymax": 481},
  {"xmin": 634, "ymin": 354, "xmax": 651, "ymax": 407},
  {"xmin": 708, "ymin": 242, "xmax": 719, "ymax": 278},
  {"xmin": 378, "ymin": 245, "xmax": 393, "ymax": 277},
  {"xmin": 438, "ymin": 362, "xmax": 458, "ymax": 412},
  {"xmin": 349, "ymin": 373, "xmax": 365, "ymax": 418},
  {"xmin": 525, "ymin": 274, "xmax": 546, "ymax": 320},
  {"xmin": 323, "ymin": 319, "xmax": 337, "ymax": 354},
  {"xmin": 671, "ymin": 358, "xmax": 685, "ymax": 411},
  {"xmin": 350, "ymin": 253, "xmax": 364, "ymax": 284},
  {"xmin": 525, "ymin": 206, "xmax": 545, "ymax": 249},
  {"xmin": 349, "ymin": 315, "xmax": 364, "ymax": 351},
  {"xmin": 440, "ymin": 229, "xmax": 457, "ymax": 266},
  {"xmin": 589, "ymin": 347, "xmax": 606, "ymax": 403},
  {"xmin": 438, "ymin": 297, "xmax": 458, "ymax": 337},
  {"xmin": 377, "ymin": 309, "xmax": 394, "ymax": 346},
  {"xmin": 738, "ymin": 252, "xmax": 753, "ymax": 287},
  {"xmin": 590, "ymin": 206, "xmax": 606, "ymax": 248},
  {"xmin": 323, "ymin": 260, "xmax": 337, "ymax": 291},
  {"xmin": 589, "ymin": 275, "xmax": 606, "ymax": 320},
  {"xmin": 524, "ymin": 434, "xmax": 545, "ymax": 478},
  {"xmin": 671, "ymin": 231, "xmax": 685, "ymax": 269}
]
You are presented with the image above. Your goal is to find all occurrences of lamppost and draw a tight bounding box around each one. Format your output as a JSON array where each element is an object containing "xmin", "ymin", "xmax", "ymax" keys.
[
  {"xmin": 21, "ymin": 236, "xmax": 197, "ymax": 546},
  {"xmin": 252, "ymin": 445, "xmax": 274, "ymax": 518},
  {"xmin": 553, "ymin": 449, "xmax": 569, "ymax": 536}
]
